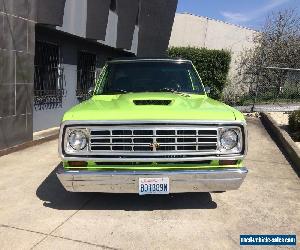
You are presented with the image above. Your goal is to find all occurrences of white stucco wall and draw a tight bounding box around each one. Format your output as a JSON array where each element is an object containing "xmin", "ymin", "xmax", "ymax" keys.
[
  {"xmin": 169, "ymin": 13, "xmax": 258, "ymax": 69},
  {"xmin": 169, "ymin": 13, "xmax": 259, "ymax": 98},
  {"xmin": 170, "ymin": 13, "xmax": 208, "ymax": 48}
]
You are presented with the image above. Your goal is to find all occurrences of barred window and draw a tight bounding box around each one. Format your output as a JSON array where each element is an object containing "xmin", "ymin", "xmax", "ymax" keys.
[
  {"xmin": 76, "ymin": 51, "xmax": 96, "ymax": 101},
  {"xmin": 34, "ymin": 41, "xmax": 65, "ymax": 109}
]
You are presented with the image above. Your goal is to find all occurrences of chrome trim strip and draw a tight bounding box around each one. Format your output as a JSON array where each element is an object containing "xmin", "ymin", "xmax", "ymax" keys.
[
  {"xmin": 64, "ymin": 151, "xmax": 224, "ymax": 157},
  {"xmin": 59, "ymin": 155, "xmax": 244, "ymax": 162},
  {"xmin": 57, "ymin": 166, "xmax": 248, "ymax": 193},
  {"xmin": 60, "ymin": 120, "xmax": 247, "ymax": 126}
]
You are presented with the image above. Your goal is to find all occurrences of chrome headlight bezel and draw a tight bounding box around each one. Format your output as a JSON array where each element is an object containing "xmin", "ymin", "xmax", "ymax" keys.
[
  {"xmin": 218, "ymin": 127, "xmax": 243, "ymax": 154},
  {"xmin": 64, "ymin": 128, "xmax": 89, "ymax": 154}
]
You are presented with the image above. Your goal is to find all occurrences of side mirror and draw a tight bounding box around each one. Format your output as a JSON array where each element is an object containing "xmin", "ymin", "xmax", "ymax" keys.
[
  {"xmin": 88, "ymin": 86, "xmax": 95, "ymax": 96},
  {"xmin": 204, "ymin": 86, "xmax": 211, "ymax": 94}
]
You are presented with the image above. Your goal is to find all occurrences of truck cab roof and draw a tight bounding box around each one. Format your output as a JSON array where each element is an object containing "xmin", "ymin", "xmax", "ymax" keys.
[{"xmin": 108, "ymin": 57, "xmax": 192, "ymax": 64}]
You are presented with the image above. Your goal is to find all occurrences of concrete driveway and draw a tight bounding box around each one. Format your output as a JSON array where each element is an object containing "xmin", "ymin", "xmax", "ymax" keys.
[{"xmin": 0, "ymin": 118, "xmax": 299, "ymax": 249}]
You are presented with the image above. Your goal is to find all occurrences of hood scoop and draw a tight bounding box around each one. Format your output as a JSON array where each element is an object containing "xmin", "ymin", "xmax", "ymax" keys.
[{"xmin": 133, "ymin": 100, "xmax": 172, "ymax": 106}]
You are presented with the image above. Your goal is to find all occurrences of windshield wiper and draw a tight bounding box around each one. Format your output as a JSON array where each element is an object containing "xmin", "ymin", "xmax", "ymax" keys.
[
  {"xmin": 160, "ymin": 88, "xmax": 190, "ymax": 97},
  {"xmin": 103, "ymin": 89, "xmax": 129, "ymax": 94}
]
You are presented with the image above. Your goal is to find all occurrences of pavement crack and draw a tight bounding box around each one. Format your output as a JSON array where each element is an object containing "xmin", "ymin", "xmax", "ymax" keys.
[
  {"xmin": 245, "ymin": 159, "xmax": 289, "ymax": 165},
  {"xmin": 30, "ymin": 194, "xmax": 96, "ymax": 250},
  {"xmin": 46, "ymin": 235, "xmax": 120, "ymax": 250},
  {"xmin": 0, "ymin": 224, "xmax": 48, "ymax": 236},
  {"xmin": 0, "ymin": 223, "xmax": 119, "ymax": 250}
]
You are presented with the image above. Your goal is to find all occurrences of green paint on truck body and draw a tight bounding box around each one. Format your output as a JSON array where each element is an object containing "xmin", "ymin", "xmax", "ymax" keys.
[{"xmin": 63, "ymin": 93, "xmax": 245, "ymax": 122}]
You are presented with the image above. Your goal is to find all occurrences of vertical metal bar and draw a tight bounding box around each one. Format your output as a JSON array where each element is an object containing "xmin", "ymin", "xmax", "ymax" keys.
[{"xmin": 34, "ymin": 41, "xmax": 62, "ymax": 109}]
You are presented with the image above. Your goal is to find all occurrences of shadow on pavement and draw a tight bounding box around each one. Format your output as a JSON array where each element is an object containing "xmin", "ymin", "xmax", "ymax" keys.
[{"xmin": 36, "ymin": 163, "xmax": 217, "ymax": 211}]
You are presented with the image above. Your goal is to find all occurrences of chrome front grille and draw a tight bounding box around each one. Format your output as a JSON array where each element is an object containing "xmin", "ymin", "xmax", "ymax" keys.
[
  {"xmin": 89, "ymin": 126, "xmax": 218, "ymax": 153},
  {"xmin": 61, "ymin": 121, "xmax": 247, "ymax": 162}
]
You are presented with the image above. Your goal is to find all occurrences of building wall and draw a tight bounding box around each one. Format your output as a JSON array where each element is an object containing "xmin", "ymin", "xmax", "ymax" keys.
[
  {"xmin": 0, "ymin": 0, "xmax": 178, "ymax": 150},
  {"xmin": 0, "ymin": 1, "xmax": 36, "ymax": 150},
  {"xmin": 58, "ymin": 0, "xmax": 178, "ymax": 56},
  {"xmin": 33, "ymin": 64, "xmax": 78, "ymax": 132},
  {"xmin": 33, "ymin": 26, "xmax": 132, "ymax": 132},
  {"xmin": 137, "ymin": 0, "xmax": 178, "ymax": 56},
  {"xmin": 33, "ymin": 0, "xmax": 178, "ymax": 132},
  {"xmin": 169, "ymin": 13, "xmax": 258, "ymax": 69}
]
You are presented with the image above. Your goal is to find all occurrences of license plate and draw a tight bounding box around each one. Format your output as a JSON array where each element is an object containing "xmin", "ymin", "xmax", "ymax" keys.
[{"xmin": 139, "ymin": 177, "xmax": 169, "ymax": 195}]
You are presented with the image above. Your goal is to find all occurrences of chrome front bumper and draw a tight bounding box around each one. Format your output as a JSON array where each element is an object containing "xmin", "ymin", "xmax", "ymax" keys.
[{"xmin": 57, "ymin": 166, "xmax": 248, "ymax": 193}]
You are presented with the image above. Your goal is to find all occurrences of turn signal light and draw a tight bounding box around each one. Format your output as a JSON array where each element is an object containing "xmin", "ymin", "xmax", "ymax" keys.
[
  {"xmin": 68, "ymin": 161, "xmax": 88, "ymax": 167},
  {"xmin": 219, "ymin": 160, "xmax": 238, "ymax": 165}
]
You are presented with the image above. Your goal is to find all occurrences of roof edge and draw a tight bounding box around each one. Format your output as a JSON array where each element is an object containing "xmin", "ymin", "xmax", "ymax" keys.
[{"xmin": 176, "ymin": 12, "xmax": 259, "ymax": 32}]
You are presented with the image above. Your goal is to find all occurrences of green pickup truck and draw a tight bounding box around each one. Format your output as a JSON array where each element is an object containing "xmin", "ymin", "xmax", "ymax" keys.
[{"xmin": 57, "ymin": 58, "xmax": 248, "ymax": 195}]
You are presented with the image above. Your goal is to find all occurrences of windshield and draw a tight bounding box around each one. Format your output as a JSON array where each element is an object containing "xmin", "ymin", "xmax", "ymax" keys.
[{"xmin": 97, "ymin": 61, "xmax": 205, "ymax": 95}]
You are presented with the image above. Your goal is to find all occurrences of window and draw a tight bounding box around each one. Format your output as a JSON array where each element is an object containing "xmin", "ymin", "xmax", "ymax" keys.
[
  {"xmin": 99, "ymin": 61, "xmax": 205, "ymax": 95},
  {"xmin": 34, "ymin": 41, "xmax": 65, "ymax": 109},
  {"xmin": 76, "ymin": 51, "xmax": 96, "ymax": 101}
]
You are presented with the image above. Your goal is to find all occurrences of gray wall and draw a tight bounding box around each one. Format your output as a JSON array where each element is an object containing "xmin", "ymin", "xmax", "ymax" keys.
[
  {"xmin": 86, "ymin": 0, "xmax": 110, "ymax": 41},
  {"xmin": 0, "ymin": 1, "xmax": 35, "ymax": 150},
  {"xmin": 57, "ymin": 0, "xmax": 178, "ymax": 56},
  {"xmin": 116, "ymin": 0, "xmax": 139, "ymax": 50},
  {"xmin": 33, "ymin": 26, "xmax": 132, "ymax": 132},
  {"xmin": 57, "ymin": 0, "xmax": 87, "ymax": 38},
  {"xmin": 0, "ymin": 0, "xmax": 178, "ymax": 150},
  {"xmin": 137, "ymin": 0, "xmax": 178, "ymax": 56},
  {"xmin": 36, "ymin": 0, "xmax": 66, "ymax": 26}
]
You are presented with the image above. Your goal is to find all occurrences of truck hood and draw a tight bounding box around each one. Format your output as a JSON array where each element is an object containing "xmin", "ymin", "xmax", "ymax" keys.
[{"xmin": 63, "ymin": 92, "xmax": 242, "ymax": 121}]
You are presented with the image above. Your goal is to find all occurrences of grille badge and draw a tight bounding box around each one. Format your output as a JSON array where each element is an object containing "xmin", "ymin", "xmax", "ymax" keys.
[{"xmin": 149, "ymin": 141, "xmax": 160, "ymax": 151}]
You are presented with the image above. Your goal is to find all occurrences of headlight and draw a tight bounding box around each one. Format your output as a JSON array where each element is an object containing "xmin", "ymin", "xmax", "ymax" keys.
[
  {"xmin": 219, "ymin": 128, "xmax": 242, "ymax": 152},
  {"xmin": 68, "ymin": 130, "xmax": 88, "ymax": 151}
]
